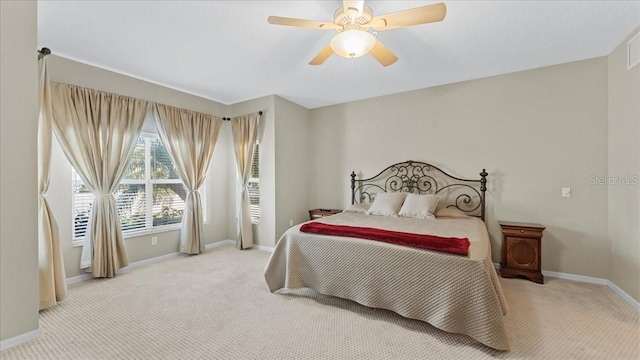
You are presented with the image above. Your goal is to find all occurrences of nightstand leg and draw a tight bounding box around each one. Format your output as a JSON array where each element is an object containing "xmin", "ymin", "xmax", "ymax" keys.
[{"xmin": 500, "ymin": 266, "xmax": 544, "ymax": 284}]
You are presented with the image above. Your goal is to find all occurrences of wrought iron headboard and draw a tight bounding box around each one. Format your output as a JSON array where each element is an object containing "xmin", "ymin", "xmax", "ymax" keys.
[{"xmin": 350, "ymin": 160, "xmax": 488, "ymax": 221}]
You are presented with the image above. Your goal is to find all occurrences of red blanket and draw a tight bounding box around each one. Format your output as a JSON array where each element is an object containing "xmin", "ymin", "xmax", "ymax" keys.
[{"xmin": 300, "ymin": 222, "xmax": 470, "ymax": 256}]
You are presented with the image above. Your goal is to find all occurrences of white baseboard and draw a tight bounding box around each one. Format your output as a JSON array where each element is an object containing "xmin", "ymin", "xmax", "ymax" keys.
[
  {"xmin": 0, "ymin": 329, "xmax": 40, "ymax": 351},
  {"xmin": 205, "ymin": 239, "xmax": 235, "ymax": 249},
  {"xmin": 205, "ymin": 239, "xmax": 274, "ymax": 253},
  {"xmin": 541, "ymin": 269, "xmax": 609, "ymax": 285},
  {"xmin": 66, "ymin": 273, "xmax": 93, "ymax": 285},
  {"xmin": 255, "ymin": 244, "xmax": 275, "ymax": 252},
  {"xmin": 607, "ymin": 280, "xmax": 640, "ymax": 312},
  {"xmin": 493, "ymin": 263, "xmax": 639, "ymax": 311},
  {"xmin": 120, "ymin": 252, "xmax": 183, "ymax": 273},
  {"xmin": 69, "ymin": 240, "xmax": 237, "ymax": 284},
  {"xmin": 67, "ymin": 251, "xmax": 184, "ymax": 284}
]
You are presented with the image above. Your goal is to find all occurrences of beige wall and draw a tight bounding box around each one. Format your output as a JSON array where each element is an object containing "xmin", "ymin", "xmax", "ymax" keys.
[
  {"xmin": 0, "ymin": 1, "xmax": 39, "ymax": 341},
  {"xmin": 608, "ymin": 28, "xmax": 640, "ymax": 302},
  {"xmin": 309, "ymin": 58, "xmax": 610, "ymax": 278},
  {"xmin": 274, "ymin": 96, "xmax": 311, "ymax": 241},
  {"xmin": 45, "ymin": 55, "xmax": 232, "ymax": 278}
]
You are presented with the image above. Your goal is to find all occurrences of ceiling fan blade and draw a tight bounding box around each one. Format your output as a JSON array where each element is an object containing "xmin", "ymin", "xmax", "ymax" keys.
[
  {"xmin": 309, "ymin": 44, "xmax": 334, "ymax": 65},
  {"xmin": 371, "ymin": 2, "xmax": 446, "ymax": 31},
  {"xmin": 268, "ymin": 16, "xmax": 338, "ymax": 30},
  {"xmin": 369, "ymin": 39, "xmax": 398, "ymax": 67},
  {"xmin": 343, "ymin": 0, "xmax": 364, "ymax": 14}
]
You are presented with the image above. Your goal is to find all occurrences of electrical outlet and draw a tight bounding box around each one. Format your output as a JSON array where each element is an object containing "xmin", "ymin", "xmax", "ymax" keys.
[
  {"xmin": 289, "ymin": 219, "xmax": 293, "ymax": 226},
  {"xmin": 562, "ymin": 187, "xmax": 571, "ymax": 197},
  {"xmin": 151, "ymin": 237, "xmax": 158, "ymax": 245}
]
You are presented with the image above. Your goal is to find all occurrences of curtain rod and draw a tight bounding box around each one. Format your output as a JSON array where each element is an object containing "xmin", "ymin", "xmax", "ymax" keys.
[
  {"xmin": 223, "ymin": 111, "xmax": 262, "ymax": 121},
  {"xmin": 39, "ymin": 46, "xmax": 260, "ymax": 122}
]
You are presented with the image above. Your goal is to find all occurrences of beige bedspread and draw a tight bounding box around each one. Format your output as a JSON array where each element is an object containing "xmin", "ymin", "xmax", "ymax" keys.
[{"xmin": 264, "ymin": 212, "xmax": 510, "ymax": 350}]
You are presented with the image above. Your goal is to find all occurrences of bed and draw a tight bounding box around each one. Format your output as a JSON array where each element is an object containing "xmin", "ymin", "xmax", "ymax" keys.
[{"xmin": 264, "ymin": 160, "xmax": 510, "ymax": 350}]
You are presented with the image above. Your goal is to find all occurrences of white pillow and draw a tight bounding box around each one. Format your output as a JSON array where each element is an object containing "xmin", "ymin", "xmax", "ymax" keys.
[
  {"xmin": 344, "ymin": 202, "xmax": 371, "ymax": 214},
  {"xmin": 366, "ymin": 192, "xmax": 407, "ymax": 217},
  {"xmin": 398, "ymin": 194, "xmax": 439, "ymax": 219},
  {"xmin": 436, "ymin": 207, "xmax": 471, "ymax": 219}
]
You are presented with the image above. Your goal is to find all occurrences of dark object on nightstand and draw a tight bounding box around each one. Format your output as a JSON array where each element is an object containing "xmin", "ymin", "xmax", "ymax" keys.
[
  {"xmin": 498, "ymin": 221, "xmax": 545, "ymax": 284},
  {"xmin": 308, "ymin": 208, "xmax": 342, "ymax": 220}
]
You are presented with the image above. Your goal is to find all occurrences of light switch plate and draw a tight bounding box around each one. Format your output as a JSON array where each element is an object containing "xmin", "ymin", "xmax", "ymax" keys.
[{"xmin": 562, "ymin": 187, "xmax": 571, "ymax": 197}]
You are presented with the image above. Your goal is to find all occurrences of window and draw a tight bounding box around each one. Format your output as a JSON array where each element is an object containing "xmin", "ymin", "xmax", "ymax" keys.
[
  {"xmin": 248, "ymin": 141, "xmax": 260, "ymax": 223},
  {"xmin": 73, "ymin": 133, "xmax": 189, "ymax": 240}
]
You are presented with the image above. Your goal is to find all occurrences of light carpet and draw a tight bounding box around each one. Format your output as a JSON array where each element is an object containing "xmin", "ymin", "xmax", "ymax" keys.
[{"xmin": 1, "ymin": 244, "xmax": 638, "ymax": 359}]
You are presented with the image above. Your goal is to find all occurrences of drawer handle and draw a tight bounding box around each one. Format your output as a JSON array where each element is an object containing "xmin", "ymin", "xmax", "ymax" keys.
[{"xmin": 520, "ymin": 229, "xmax": 525, "ymax": 233}]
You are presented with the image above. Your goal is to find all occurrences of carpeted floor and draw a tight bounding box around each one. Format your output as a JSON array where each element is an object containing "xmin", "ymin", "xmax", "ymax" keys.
[{"xmin": 1, "ymin": 244, "xmax": 638, "ymax": 359}]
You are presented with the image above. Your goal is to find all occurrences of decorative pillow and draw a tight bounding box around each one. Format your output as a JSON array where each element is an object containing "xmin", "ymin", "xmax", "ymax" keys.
[
  {"xmin": 436, "ymin": 207, "xmax": 471, "ymax": 219},
  {"xmin": 398, "ymin": 194, "xmax": 439, "ymax": 219},
  {"xmin": 344, "ymin": 202, "xmax": 371, "ymax": 214},
  {"xmin": 366, "ymin": 192, "xmax": 407, "ymax": 217}
]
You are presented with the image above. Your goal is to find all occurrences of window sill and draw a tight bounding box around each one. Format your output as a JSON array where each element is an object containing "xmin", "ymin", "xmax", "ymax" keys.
[{"xmin": 72, "ymin": 224, "xmax": 183, "ymax": 247}]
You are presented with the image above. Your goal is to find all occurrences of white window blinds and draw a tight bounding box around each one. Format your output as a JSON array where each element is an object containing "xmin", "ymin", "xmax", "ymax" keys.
[
  {"xmin": 73, "ymin": 134, "xmax": 190, "ymax": 239},
  {"xmin": 248, "ymin": 141, "xmax": 260, "ymax": 222}
]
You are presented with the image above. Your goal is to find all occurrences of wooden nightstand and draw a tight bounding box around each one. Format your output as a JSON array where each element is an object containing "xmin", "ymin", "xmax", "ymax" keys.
[
  {"xmin": 309, "ymin": 208, "xmax": 342, "ymax": 220},
  {"xmin": 498, "ymin": 221, "xmax": 545, "ymax": 284}
]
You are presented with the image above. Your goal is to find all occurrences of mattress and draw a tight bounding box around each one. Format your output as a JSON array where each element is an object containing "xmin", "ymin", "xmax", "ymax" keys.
[{"xmin": 264, "ymin": 212, "xmax": 510, "ymax": 350}]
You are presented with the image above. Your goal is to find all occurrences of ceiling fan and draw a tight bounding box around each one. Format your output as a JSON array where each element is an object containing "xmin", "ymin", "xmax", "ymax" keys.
[{"xmin": 267, "ymin": 1, "xmax": 446, "ymax": 67}]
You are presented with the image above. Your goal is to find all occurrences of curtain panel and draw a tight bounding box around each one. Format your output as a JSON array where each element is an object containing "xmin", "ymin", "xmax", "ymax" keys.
[
  {"xmin": 50, "ymin": 83, "xmax": 148, "ymax": 278},
  {"xmin": 38, "ymin": 56, "xmax": 67, "ymax": 309},
  {"xmin": 153, "ymin": 104, "xmax": 222, "ymax": 254},
  {"xmin": 231, "ymin": 113, "xmax": 260, "ymax": 250}
]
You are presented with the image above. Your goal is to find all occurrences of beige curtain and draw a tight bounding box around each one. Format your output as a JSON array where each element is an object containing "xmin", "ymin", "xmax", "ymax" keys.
[
  {"xmin": 231, "ymin": 114, "xmax": 260, "ymax": 249},
  {"xmin": 38, "ymin": 56, "xmax": 67, "ymax": 309},
  {"xmin": 154, "ymin": 104, "xmax": 222, "ymax": 254},
  {"xmin": 51, "ymin": 83, "xmax": 148, "ymax": 278}
]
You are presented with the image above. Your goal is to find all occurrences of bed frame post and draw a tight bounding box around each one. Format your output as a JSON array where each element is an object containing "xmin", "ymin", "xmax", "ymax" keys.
[
  {"xmin": 350, "ymin": 171, "xmax": 356, "ymax": 205},
  {"xmin": 480, "ymin": 169, "xmax": 488, "ymax": 221}
]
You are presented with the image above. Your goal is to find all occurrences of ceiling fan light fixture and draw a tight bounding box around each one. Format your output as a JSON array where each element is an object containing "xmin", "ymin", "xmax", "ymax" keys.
[
  {"xmin": 330, "ymin": 30, "xmax": 376, "ymax": 59},
  {"xmin": 268, "ymin": 2, "xmax": 446, "ymax": 66}
]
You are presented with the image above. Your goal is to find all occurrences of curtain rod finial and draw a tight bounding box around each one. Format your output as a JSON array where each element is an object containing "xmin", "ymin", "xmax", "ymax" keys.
[{"xmin": 39, "ymin": 47, "xmax": 51, "ymax": 56}]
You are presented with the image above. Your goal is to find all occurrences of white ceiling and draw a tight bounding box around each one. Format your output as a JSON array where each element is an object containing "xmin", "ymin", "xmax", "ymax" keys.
[{"xmin": 38, "ymin": 1, "xmax": 640, "ymax": 109}]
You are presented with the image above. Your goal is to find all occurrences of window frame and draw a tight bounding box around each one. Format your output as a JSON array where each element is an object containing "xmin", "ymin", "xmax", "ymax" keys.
[
  {"xmin": 72, "ymin": 132, "xmax": 202, "ymax": 246},
  {"xmin": 248, "ymin": 140, "xmax": 260, "ymax": 224}
]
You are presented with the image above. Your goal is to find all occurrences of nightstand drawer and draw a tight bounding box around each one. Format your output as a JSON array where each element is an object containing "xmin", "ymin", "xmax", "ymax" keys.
[{"xmin": 502, "ymin": 227, "xmax": 544, "ymax": 238}]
